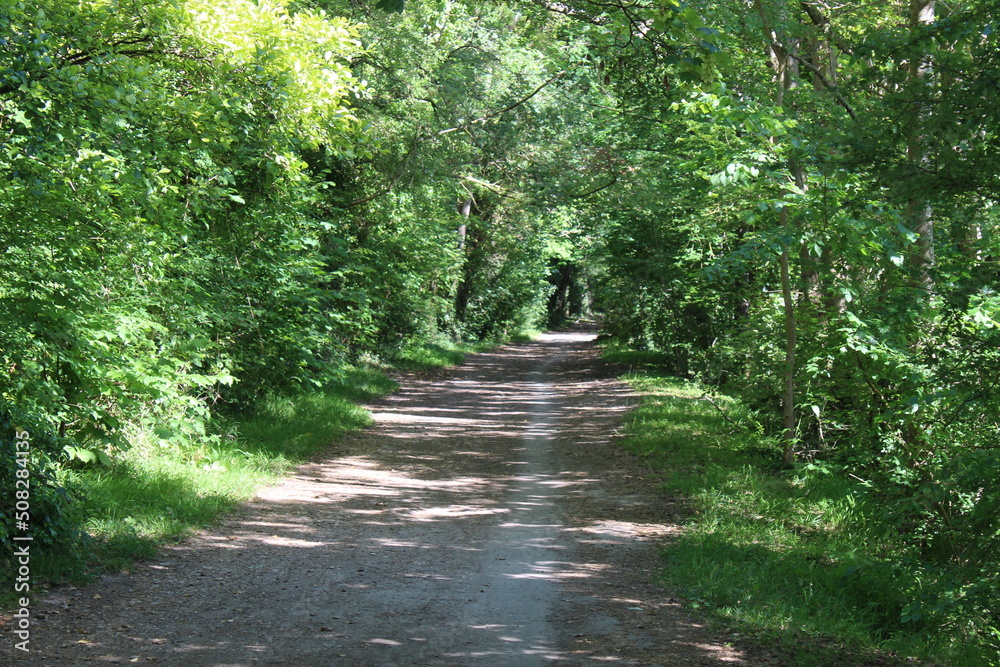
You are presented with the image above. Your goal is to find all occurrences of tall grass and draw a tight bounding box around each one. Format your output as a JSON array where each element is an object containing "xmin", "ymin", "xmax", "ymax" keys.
[{"xmin": 606, "ymin": 347, "xmax": 991, "ymax": 666}]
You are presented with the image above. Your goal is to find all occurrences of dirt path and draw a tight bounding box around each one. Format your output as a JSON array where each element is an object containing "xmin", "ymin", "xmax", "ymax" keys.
[{"xmin": 10, "ymin": 329, "xmax": 767, "ymax": 666}]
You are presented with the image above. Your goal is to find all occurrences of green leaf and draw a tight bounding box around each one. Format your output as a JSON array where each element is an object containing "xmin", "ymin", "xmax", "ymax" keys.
[
  {"xmin": 12, "ymin": 108, "xmax": 33, "ymax": 128},
  {"xmin": 153, "ymin": 426, "xmax": 175, "ymax": 440},
  {"xmin": 375, "ymin": 0, "xmax": 405, "ymax": 12}
]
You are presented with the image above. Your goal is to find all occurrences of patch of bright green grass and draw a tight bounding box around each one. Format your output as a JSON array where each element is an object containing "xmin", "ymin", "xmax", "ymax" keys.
[
  {"xmin": 601, "ymin": 344, "xmax": 676, "ymax": 371},
  {"xmin": 613, "ymin": 367, "xmax": 989, "ymax": 666},
  {"xmin": 392, "ymin": 338, "xmax": 495, "ymax": 370},
  {"xmin": 392, "ymin": 328, "xmax": 542, "ymax": 370},
  {"xmin": 394, "ymin": 341, "xmax": 469, "ymax": 370},
  {"xmin": 71, "ymin": 365, "xmax": 396, "ymax": 575},
  {"xmin": 507, "ymin": 328, "xmax": 541, "ymax": 343}
]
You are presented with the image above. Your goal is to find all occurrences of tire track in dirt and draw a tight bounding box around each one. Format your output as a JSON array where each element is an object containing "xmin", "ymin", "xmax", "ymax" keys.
[{"xmin": 7, "ymin": 327, "xmax": 767, "ymax": 666}]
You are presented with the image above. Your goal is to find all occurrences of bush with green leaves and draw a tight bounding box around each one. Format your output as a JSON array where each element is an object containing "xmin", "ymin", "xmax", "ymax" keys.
[
  {"xmin": 0, "ymin": 405, "xmax": 89, "ymax": 576},
  {"xmin": 0, "ymin": 0, "xmax": 365, "ymax": 444}
]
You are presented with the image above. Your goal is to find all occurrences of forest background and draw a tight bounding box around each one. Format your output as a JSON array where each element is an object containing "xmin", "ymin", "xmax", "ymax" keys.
[{"xmin": 1, "ymin": 0, "xmax": 998, "ymax": 663}]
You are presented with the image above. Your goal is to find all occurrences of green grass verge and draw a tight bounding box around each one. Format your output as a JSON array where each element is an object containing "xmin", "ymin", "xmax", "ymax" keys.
[
  {"xmin": 30, "ymin": 365, "xmax": 397, "ymax": 588},
  {"xmin": 605, "ymin": 346, "xmax": 992, "ymax": 667},
  {"xmin": 506, "ymin": 328, "xmax": 542, "ymax": 344},
  {"xmin": 390, "ymin": 330, "xmax": 539, "ymax": 370},
  {"xmin": 391, "ymin": 338, "xmax": 490, "ymax": 370}
]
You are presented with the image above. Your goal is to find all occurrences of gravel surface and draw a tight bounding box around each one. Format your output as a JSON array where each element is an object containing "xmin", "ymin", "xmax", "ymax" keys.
[{"xmin": 5, "ymin": 328, "xmax": 772, "ymax": 666}]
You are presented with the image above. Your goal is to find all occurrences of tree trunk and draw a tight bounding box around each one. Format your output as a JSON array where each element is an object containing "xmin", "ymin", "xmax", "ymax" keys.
[
  {"xmin": 808, "ymin": 24, "xmax": 846, "ymax": 317},
  {"xmin": 547, "ymin": 262, "xmax": 573, "ymax": 323},
  {"xmin": 756, "ymin": 0, "xmax": 801, "ymax": 464},
  {"xmin": 907, "ymin": 0, "xmax": 935, "ymax": 291},
  {"xmin": 780, "ymin": 208, "xmax": 798, "ymax": 466},
  {"xmin": 454, "ymin": 197, "xmax": 473, "ymax": 321},
  {"xmin": 457, "ymin": 196, "xmax": 471, "ymax": 251}
]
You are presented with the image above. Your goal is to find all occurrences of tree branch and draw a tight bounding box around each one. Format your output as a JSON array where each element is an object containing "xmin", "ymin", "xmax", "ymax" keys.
[
  {"xmin": 564, "ymin": 171, "xmax": 619, "ymax": 198},
  {"xmin": 798, "ymin": 1, "xmax": 854, "ymax": 56},
  {"xmin": 435, "ymin": 70, "xmax": 565, "ymax": 136},
  {"xmin": 786, "ymin": 50, "xmax": 857, "ymax": 120}
]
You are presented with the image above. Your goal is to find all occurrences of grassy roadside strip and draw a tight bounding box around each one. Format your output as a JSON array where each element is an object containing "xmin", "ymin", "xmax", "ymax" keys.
[
  {"xmin": 15, "ymin": 337, "xmax": 497, "ymax": 598},
  {"xmin": 73, "ymin": 365, "xmax": 396, "ymax": 573},
  {"xmin": 391, "ymin": 338, "xmax": 498, "ymax": 370},
  {"xmin": 606, "ymin": 348, "xmax": 985, "ymax": 667},
  {"xmin": 382, "ymin": 329, "xmax": 536, "ymax": 373}
]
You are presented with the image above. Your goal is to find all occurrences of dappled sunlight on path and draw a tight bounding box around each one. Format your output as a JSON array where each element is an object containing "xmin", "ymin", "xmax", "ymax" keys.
[{"xmin": 18, "ymin": 325, "xmax": 757, "ymax": 666}]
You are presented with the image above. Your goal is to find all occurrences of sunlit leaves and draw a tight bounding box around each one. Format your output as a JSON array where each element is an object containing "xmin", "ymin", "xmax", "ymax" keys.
[
  {"xmin": 178, "ymin": 0, "xmax": 364, "ymax": 150},
  {"xmin": 0, "ymin": 0, "xmax": 372, "ymax": 460}
]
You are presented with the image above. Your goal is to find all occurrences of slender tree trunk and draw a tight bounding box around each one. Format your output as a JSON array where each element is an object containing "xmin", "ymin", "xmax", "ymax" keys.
[
  {"xmin": 756, "ymin": 0, "xmax": 801, "ymax": 464},
  {"xmin": 808, "ymin": 25, "xmax": 846, "ymax": 317},
  {"xmin": 547, "ymin": 262, "xmax": 573, "ymax": 323},
  {"xmin": 821, "ymin": 244, "xmax": 846, "ymax": 313},
  {"xmin": 907, "ymin": 0, "xmax": 935, "ymax": 291},
  {"xmin": 799, "ymin": 240, "xmax": 819, "ymax": 307},
  {"xmin": 457, "ymin": 196, "xmax": 471, "ymax": 251},
  {"xmin": 780, "ymin": 208, "xmax": 798, "ymax": 466},
  {"xmin": 455, "ymin": 197, "xmax": 473, "ymax": 321}
]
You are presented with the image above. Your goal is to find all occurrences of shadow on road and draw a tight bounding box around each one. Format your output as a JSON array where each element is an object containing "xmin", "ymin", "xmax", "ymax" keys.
[{"xmin": 17, "ymin": 328, "xmax": 755, "ymax": 666}]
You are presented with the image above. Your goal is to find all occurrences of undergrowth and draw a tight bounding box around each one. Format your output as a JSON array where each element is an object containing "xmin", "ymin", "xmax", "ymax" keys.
[
  {"xmin": 605, "ymin": 346, "xmax": 996, "ymax": 667},
  {"xmin": 76, "ymin": 366, "xmax": 396, "ymax": 572}
]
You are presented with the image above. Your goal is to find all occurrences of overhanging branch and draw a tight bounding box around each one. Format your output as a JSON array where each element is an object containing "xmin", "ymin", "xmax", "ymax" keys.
[
  {"xmin": 564, "ymin": 172, "xmax": 619, "ymax": 198},
  {"xmin": 436, "ymin": 70, "xmax": 566, "ymax": 136},
  {"xmin": 786, "ymin": 50, "xmax": 857, "ymax": 120}
]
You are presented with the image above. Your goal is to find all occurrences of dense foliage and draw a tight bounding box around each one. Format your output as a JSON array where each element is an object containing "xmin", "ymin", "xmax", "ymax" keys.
[
  {"xmin": 2, "ymin": 0, "xmax": 998, "ymax": 661},
  {"xmin": 577, "ymin": 0, "xmax": 1000, "ymax": 659},
  {"xmin": 0, "ymin": 0, "xmax": 577, "ymax": 548}
]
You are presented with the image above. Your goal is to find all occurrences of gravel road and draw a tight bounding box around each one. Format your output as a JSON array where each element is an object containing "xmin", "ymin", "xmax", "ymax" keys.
[{"xmin": 7, "ymin": 328, "xmax": 761, "ymax": 666}]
